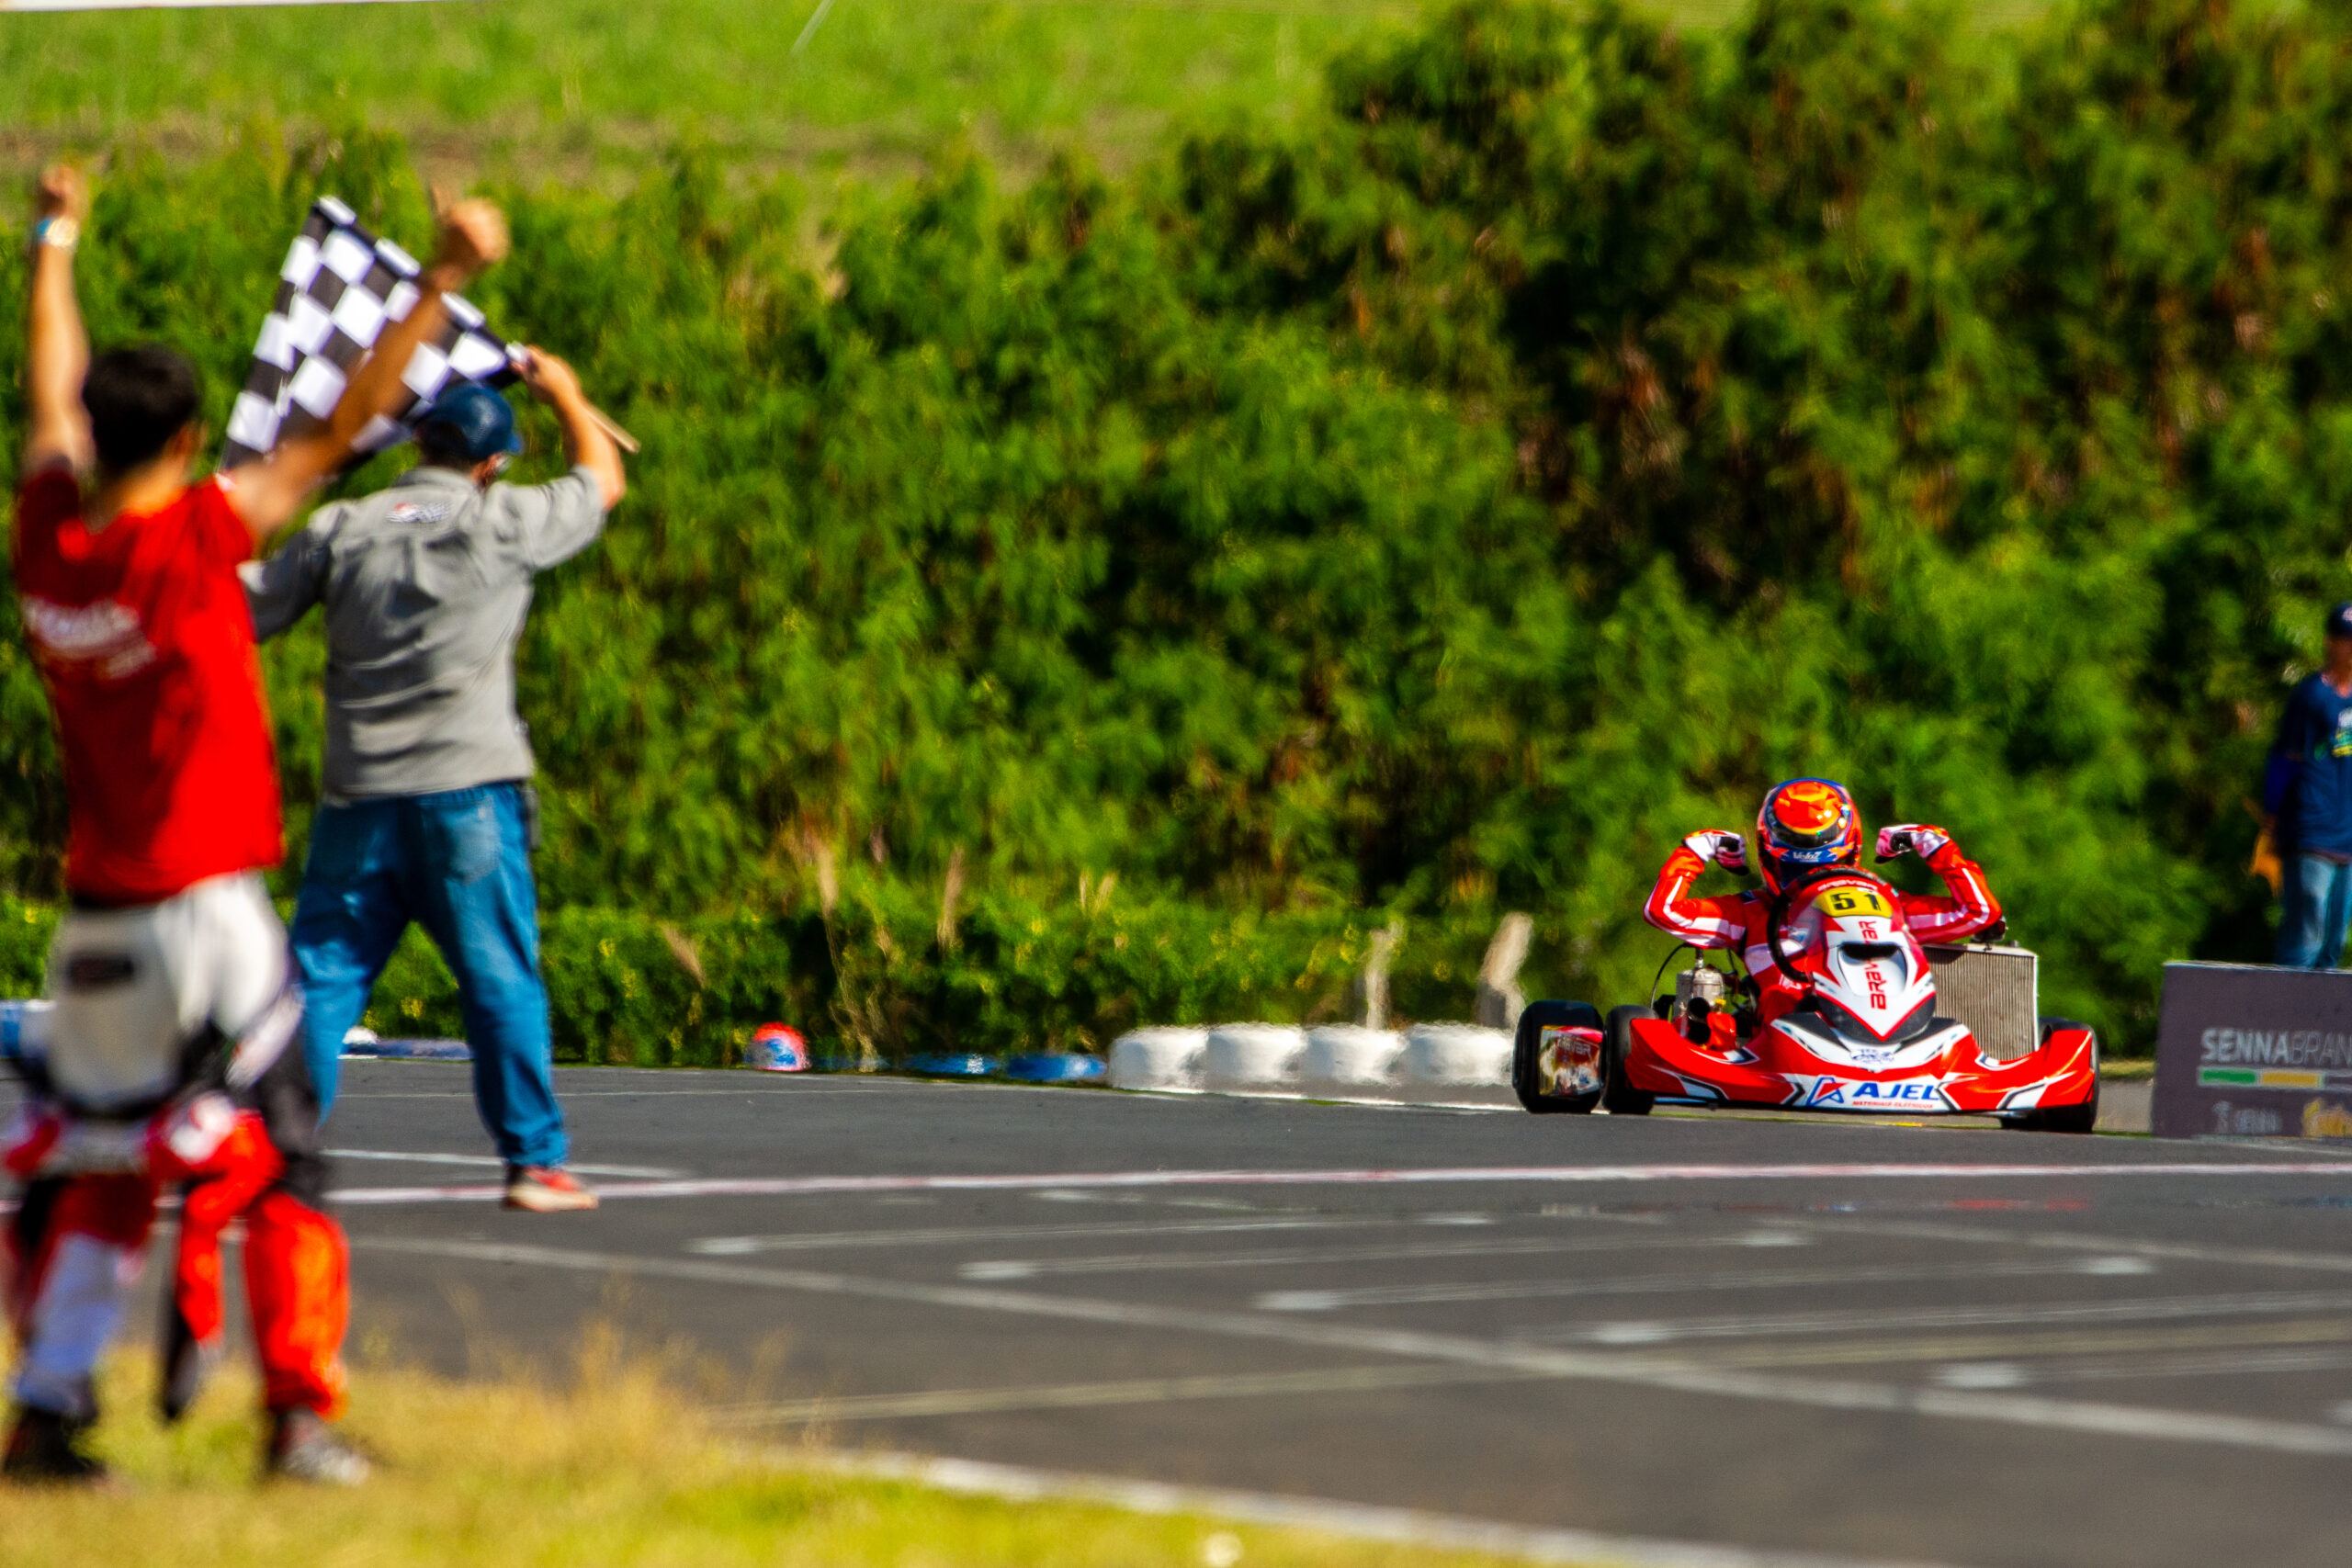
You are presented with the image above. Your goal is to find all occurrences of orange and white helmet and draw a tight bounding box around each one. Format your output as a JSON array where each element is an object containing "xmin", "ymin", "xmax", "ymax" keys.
[{"xmin": 1755, "ymin": 778, "xmax": 1862, "ymax": 896}]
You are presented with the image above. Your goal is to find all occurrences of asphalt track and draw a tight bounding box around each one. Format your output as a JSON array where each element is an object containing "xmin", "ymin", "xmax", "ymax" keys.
[{"xmin": 117, "ymin": 1065, "xmax": 2352, "ymax": 1563}]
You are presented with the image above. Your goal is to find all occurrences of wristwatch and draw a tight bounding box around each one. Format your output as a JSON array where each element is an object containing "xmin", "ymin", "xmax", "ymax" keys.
[{"xmin": 29, "ymin": 216, "xmax": 78, "ymax": 253}]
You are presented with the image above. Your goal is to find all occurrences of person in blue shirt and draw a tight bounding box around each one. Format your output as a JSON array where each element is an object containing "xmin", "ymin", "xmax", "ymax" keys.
[{"xmin": 2266, "ymin": 602, "xmax": 2352, "ymax": 966}]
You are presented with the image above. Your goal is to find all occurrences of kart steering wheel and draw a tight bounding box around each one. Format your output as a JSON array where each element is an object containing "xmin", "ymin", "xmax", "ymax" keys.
[{"xmin": 1763, "ymin": 863, "xmax": 1881, "ymax": 983}]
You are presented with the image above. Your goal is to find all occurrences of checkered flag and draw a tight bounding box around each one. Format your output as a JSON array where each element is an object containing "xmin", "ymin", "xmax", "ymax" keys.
[{"xmin": 221, "ymin": 196, "xmax": 517, "ymax": 469}]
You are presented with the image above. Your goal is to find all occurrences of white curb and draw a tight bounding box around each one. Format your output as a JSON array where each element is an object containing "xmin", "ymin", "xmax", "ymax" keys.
[
  {"xmin": 1301, "ymin": 1025, "xmax": 1403, "ymax": 1083},
  {"xmin": 1106, "ymin": 1027, "xmax": 1209, "ymax": 1089},
  {"xmin": 1400, "ymin": 1023, "xmax": 1514, "ymax": 1085},
  {"xmin": 1108, "ymin": 1021, "xmax": 1511, "ymax": 1092},
  {"xmin": 1202, "ymin": 1024, "xmax": 1306, "ymax": 1086}
]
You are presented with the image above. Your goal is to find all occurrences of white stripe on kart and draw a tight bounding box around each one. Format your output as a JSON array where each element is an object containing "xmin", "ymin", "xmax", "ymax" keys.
[
  {"xmin": 350, "ymin": 1234, "xmax": 2352, "ymax": 1459},
  {"xmin": 330, "ymin": 1159, "xmax": 2352, "ymax": 1205}
]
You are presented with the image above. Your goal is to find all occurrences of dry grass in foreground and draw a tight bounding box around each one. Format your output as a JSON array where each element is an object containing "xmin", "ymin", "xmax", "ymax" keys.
[{"xmin": 0, "ymin": 1339, "xmax": 1532, "ymax": 1568}]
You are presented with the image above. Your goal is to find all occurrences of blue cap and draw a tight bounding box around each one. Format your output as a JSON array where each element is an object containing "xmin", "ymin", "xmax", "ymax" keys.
[
  {"xmin": 415, "ymin": 383, "xmax": 522, "ymax": 460},
  {"xmin": 2329, "ymin": 602, "xmax": 2352, "ymax": 640}
]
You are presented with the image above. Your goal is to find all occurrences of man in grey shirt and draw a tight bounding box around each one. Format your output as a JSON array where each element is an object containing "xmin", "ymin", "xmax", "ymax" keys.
[{"xmin": 247, "ymin": 349, "xmax": 625, "ymax": 1212}]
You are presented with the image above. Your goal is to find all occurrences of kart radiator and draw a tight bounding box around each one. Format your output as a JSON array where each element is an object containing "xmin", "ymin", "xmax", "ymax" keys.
[{"xmin": 1923, "ymin": 942, "xmax": 2040, "ymax": 1061}]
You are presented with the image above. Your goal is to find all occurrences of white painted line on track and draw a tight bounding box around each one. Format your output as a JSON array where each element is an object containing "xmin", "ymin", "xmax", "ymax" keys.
[
  {"xmin": 347, "ymin": 1235, "xmax": 2352, "ymax": 1458},
  {"xmin": 956, "ymin": 1230, "xmax": 1816, "ymax": 1281},
  {"xmin": 803, "ymin": 1449, "xmax": 1970, "ymax": 1568},
  {"xmin": 722, "ymin": 1362, "xmax": 1549, "ymax": 1424},
  {"xmin": 329, "ymin": 1159, "xmax": 2352, "ymax": 1206},
  {"xmin": 2004, "ymin": 1344, "xmax": 2352, "ymax": 1383},
  {"xmin": 691, "ymin": 1323, "xmax": 2352, "ymax": 1420},
  {"xmin": 1142, "ymin": 1086, "xmax": 1511, "ymax": 1113},
  {"xmin": 1694, "ymin": 1318, "xmax": 2352, "ymax": 1372},
  {"xmin": 329, "ymin": 1148, "xmax": 686, "ymax": 1179},
  {"xmin": 690, "ymin": 1218, "xmax": 1363, "ymax": 1256},
  {"xmin": 1539, "ymin": 1288, "xmax": 2352, "ymax": 1347},
  {"xmin": 334, "ymin": 1088, "xmax": 910, "ymax": 1100},
  {"xmin": 1251, "ymin": 1256, "xmax": 2154, "ymax": 1314},
  {"xmin": 1802, "ymin": 1215, "xmax": 2352, "ymax": 1276}
]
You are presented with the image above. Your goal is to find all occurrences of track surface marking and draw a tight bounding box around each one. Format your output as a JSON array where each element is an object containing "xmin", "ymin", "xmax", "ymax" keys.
[{"xmin": 157, "ymin": 1065, "xmax": 2352, "ymax": 1565}]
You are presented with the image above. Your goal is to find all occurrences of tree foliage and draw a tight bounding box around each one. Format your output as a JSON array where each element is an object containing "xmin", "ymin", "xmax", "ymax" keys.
[{"xmin": 5, "ymin": 0, "xmax": 2348, "ymax": 1049}]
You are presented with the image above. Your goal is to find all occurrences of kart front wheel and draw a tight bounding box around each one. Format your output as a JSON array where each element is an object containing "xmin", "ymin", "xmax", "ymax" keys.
[
  {"xmin": 1512, "ymin": 1000, "xmax": 1604, "ymax": 1114},
  {"xmin": 1601, "ymin": 1005, "xmax": 1656, "ymax": 1117}
]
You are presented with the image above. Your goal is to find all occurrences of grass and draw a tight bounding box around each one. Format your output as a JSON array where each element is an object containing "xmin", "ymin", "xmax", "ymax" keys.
[
  {"xmin": 0, "ymin": 0, "xmax": 1423, "ymax": 187},
  {"xmin": 0, "ymin": 0, "xmax": 2055, "ymax": 189},
  {"xmin": 2, "ymin": 1341, "xmax": 1537, "ymax": 1568}
]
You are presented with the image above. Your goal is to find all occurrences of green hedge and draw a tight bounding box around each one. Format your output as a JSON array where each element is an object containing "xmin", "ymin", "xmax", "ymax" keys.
[{"xmin": 0, "ymin": 889, "xmax": 1521, "ymax": 1068}]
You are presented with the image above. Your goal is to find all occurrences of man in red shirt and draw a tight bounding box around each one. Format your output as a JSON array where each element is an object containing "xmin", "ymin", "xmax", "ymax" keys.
[{"xmin": 3, "ymin": 165, "xmax": 507, "ymax": 1484}]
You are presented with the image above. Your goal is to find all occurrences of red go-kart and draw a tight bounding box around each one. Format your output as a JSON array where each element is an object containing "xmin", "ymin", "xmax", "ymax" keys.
[{"xmin": 1511, "ymin": 869, "xmax": 2098, "ymax": 1131}]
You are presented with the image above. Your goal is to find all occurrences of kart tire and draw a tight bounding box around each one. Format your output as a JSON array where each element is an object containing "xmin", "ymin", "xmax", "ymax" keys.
[
  {"xmin": 2003, "ymin": 1019, "xmax": 2098, "ymax": 1133},
  {"xmin": 1601, "ymin": 1004, "xmax": 1656, "ymax": 1117},
  {"xmin": 1512, "ymin": 1000, "xmax": 1604, "ymax": 1115}
]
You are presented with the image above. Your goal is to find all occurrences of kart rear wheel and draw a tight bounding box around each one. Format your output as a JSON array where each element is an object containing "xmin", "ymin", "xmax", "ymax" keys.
[
  {"xmin": 1512, "ymin": 1000, "xmax": 1604, "ymax": 1114},
  {"xmin": 2004, "ymin": 1077, "xmax": 2098, "ymax": 1133},
  {"xmin": 1601, "ymin": 1004, "xmax": 1656, "ymax": 1117},
  {"xmin": 2003, "ymin": 1018, "xmax": 2098, "ymax": 1133},
  {"xmin": 2032, "ymin": 1080, "xmax": 2099, "ymax": 1134}
]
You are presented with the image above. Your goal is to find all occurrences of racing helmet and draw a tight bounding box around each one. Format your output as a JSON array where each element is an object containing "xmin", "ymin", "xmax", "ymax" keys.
[{"xmin": 1755, "ymin": 777, "xmax": 1862, "ymax": 897}]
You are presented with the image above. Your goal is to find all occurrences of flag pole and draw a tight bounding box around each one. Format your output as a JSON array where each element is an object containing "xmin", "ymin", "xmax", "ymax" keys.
[
  {"xmin": 583, "ymin": 404, "xmax": 642, "ymax": 455},
  {"xmin": 504, "ymin": 343, "xmax": 640, "ymax": 453}
]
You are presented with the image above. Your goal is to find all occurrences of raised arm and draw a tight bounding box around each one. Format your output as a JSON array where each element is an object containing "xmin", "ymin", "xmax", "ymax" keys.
[
  {"xmin": 224, "ymin": 199, "xmax": 509, "ymax": 546},
  {"xmin": 517, "ymin": 346, "xmax": 625, "ymax": 511},
  {"xmin": 1876, "ymin": 825, "xmax": 2001, "ymax": 942},
  {"xmin": 23, "ymin": 166, "xmax": 93, "ymax": 477},
  {"xmin": 1643, "ymin": 831, "xmax": 1753, "ymax": 950}
]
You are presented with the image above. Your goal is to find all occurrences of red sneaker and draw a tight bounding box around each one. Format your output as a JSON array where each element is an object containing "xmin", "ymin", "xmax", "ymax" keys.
[{"xmin": 503, "ymin": 1165, "xmax": 600, "ymax": 1213}]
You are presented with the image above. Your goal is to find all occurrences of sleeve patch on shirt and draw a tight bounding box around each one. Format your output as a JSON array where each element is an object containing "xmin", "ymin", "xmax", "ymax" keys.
[{"xmin": 387, "ymin": 500, "xmax": 456, "ymax": 527}]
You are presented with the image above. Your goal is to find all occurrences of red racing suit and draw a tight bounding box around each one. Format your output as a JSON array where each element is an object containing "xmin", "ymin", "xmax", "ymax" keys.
[
  {"xmin": 1642, "ymin": 840, "xmax": 2001, "ymax": 1025},
  {"xmin": 4, "ymin": 957, "xmax": 348, "ymax": 1426},
  {"xmin": 6, "ymin": 466, "xmax": 347, "ymax": 1430}
]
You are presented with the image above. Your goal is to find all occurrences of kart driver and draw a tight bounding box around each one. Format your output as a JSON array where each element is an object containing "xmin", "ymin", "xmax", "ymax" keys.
[
  {"xmin": 1643, "ymin": 778, "xmax": 2001, "ymax": 1025},
  {"xmin": 3, "ymin": 165, "xmax": 508, "ymax": 1484}
]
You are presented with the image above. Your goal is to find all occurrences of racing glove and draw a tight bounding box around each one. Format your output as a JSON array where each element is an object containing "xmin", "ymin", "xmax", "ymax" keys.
[
  {"xmin": 1875, "ymin": 824, "xmax": 1954, "ymax": 863},
  {"xmin": 1683, "ymin": 829, "xmax": 1748, "ymax": 874}
]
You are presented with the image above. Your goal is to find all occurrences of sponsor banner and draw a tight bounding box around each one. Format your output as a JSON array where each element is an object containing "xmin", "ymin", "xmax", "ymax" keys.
[{"xmin": 2154, "ymin": 962, "xmax": 2352, "ymax": 1140}]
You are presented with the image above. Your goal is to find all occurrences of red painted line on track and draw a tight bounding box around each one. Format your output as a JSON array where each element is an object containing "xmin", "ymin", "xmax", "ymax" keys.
[{"xmin": 327, "ymin": 1161, "xmax": 2352, "ymax": 1206}]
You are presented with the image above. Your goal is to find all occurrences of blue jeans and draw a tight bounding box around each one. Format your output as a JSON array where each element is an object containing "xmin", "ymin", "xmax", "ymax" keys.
[
  {"xmin": 2278, "ymin": 852, "xmax": 2352, "ymax": 968},
  {"xmin": 290, "ymin": 783, "xmax": 568, "ymax": 1168}
]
